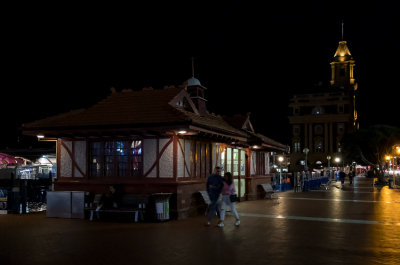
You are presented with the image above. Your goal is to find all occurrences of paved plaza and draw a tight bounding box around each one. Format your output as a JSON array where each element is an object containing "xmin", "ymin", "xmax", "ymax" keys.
[{"xmin": 1, "ymin": 176, "xmax": 400, "ymax": 265}]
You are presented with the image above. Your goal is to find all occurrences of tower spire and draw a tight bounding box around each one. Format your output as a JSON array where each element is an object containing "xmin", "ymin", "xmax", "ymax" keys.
[
  {"xmin": 191, "ymin": 56, "xmax": 195, "ymax": 77},
  {"xmin": 341, "ymin": 20, "xmax": 344, "ymax": 40}
]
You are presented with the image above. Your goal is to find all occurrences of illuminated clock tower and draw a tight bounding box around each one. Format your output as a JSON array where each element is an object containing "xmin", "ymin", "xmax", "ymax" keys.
[
  {"xmin": 288, "ymin": 38, "xmax": 359, "ymax": 171},
  {"xmin": 330, "ymin": 40, "xmax": 358, "ymax": 128}
]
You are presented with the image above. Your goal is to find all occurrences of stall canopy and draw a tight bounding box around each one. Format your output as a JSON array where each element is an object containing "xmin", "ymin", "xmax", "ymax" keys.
[{"xmin": 0, "ymin": 153, "xmax": 25, "ymax": 165}]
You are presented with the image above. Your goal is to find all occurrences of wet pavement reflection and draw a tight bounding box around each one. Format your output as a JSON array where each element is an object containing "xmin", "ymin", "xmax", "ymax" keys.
[{"xmin": 1, "ymin": 176, "xmax": 400, "ymax": 265}]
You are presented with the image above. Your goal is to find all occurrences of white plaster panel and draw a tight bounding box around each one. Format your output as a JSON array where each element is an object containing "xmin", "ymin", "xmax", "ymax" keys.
[
  {"xmin": 250, "ymin": 151, "xmax": 256, "ymax": 175},
  {"xmin": 60, "ymin": 141, "xmax": 72, "ymax": 177},
  {"xmin": 185, "ymin": 140, "xmax": 191, "ymax": 177},
  {"xmin": 143, "ymin": 139, "xmax": 157, "ymax": 178},
  {"xmin": 265, "ymin": 153, "xmax": 270, "ymax": 174},
  {"xmin": 73, "ymin": 141, "xmax": 86, "ymax": 178},
  {"xmin": 212, "ymin": 144, "xmax": 217, "ymax": 169},
  {"xmin": 159, "ymin": 138, "xmax": 173, "ymax": 178},
  {"xmin": 177, "ymin": 139, "xmax": 184, "ymax": 178}
]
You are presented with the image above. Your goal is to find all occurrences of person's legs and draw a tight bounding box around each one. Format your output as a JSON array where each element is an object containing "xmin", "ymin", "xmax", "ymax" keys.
[
  {"xmin": 207, "ymin": 199, "xmax": 219, "ymax": 223},
  {"xmin": 219, "ymin": 196, "xmax": 227, "ymax": 221},
  {"xmin": 218, "ymin": 196, "xmax": 228, "ymax": 227},
  {"xmin": 230, "ymin": 201, "xmax": 239, "ymax": 220}
]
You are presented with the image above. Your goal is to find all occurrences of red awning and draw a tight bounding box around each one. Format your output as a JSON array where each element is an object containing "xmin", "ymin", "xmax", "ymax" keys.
[{"xmin": 0, "ymin": 153, "xmax": 24, "ymax": 165}]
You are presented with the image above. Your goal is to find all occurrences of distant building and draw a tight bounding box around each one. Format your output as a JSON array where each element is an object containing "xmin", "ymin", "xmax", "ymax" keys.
[
  {"xmin": 23, "ymin": 77, "xmax": 287, "ymax": 219},
  {"xmin": 288, "ymin": 40, "xmax": 358, "ymax": 171}
]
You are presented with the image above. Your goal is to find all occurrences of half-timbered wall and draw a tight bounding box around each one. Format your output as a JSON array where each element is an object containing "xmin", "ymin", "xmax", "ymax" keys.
[
  {"xmin": 250, "ymin": 151, "xmax": 271, "ymax": 176},
  {"xmin": 60, "ymin": 140, "xmax": 72, "ymax": 177},
  {"xmin": 143, "ymin": 139, "xmax": 157, "ymax": 178},
  {"xmin": 159, "ymin": 138, "xmax": 173, "ymax": 178},
  {"xmin": 59, "ymin": 139, "xmax": 87, "ymax": 178}
]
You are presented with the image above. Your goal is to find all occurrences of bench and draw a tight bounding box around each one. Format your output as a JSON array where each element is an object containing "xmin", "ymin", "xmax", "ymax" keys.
[
  {"xmin": 88, "ymin": 194, "xmax": 148, "ymax": 222},
  {"xmin": 199, "ymin": 191, "xmax": 211, "ymax": 216},
  {"xmin": 199, "ymin": 191, "xmax": 223, "ymax": 216},
  {"xmin": 259, "ymin": 183, "xmax": 278, "ymax": 199}
]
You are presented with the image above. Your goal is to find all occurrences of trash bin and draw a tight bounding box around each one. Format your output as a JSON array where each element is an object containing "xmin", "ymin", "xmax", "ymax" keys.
[{"xmin": 152, "ymin": 193, "xmax": 172, "ymax": 221}]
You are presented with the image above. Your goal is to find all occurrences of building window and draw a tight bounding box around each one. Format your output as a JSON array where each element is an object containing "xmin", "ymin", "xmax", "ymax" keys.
[
  {"xmin": 337, "ymin": 123, "xmax": 345, "ymax": 134},
  {"xmin": 233, "ymin": 149, "xmax": 239, "ymax": 176},
  {"xmin": 312, "ymin": 106, "xmax": 325, "ymax": 115},
  {"xmin": 314, "ymin": 138, "xmax": 323, "ymax": 153},
  {"xmin": 314, "ymin": 125, "xmax": 323, "ymax": 136},
  {"xmin": 293, "ymin": 125, "xmax": 300, "ymax": 136},
  {"xmin": 226, "ymin": 148, "xmax": 232, "ymax": 173},
  {"xmin": 294, "ymin": 142, "xmax": 301, "ymax": 153},
  {"xmin": 338, "ymin": 104, "xmax": 344, "ymax": 113},
  {"xmin": 89, "ymin": 139, "xmax": 143, "ymax": 178},
  {"xmin": 240, "ymin": 150, "xmax": 246, "ymax": 176}
]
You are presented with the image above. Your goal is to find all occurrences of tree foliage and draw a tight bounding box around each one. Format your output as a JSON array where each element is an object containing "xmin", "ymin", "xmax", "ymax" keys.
[{"xmin": 342, "ymin": 125, "xmax": 400, "ymax": 166}]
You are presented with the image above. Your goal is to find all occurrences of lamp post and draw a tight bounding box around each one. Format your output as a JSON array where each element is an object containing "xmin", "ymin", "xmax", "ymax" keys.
[
  {"xmin": 327, "ymin": 155, "xmax": 331, "ymax": 178},
  {"xmin": 334, "ymin": 157, "xmax": 340, "ymax": 170},
  {"xmin": 394, "ymin": 146, "xmax": 400, "ymax": 187},
  {"xmin": 303, "ymin": 148, "xmax": 309, "ymax": 171},
  {"xmin": 278, "ymin": 155, "xmax": 284, "ymax": 187},
  {"xmin": 385, "ymin": 155, "xmax": 393, "ymax": 188}
]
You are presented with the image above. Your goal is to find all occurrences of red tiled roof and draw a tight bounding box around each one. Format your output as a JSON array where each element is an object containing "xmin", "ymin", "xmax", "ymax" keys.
[
  {"xmin": 23, "ymin": 87, "xmax": 189, "ymax": 129},
  {"xmin": 23, "ymin": 86, "xmax": 287, "ymax": 149},
  {"xmin": 176, "ymin": 109, "xmax": 248, "ymax": 137}
]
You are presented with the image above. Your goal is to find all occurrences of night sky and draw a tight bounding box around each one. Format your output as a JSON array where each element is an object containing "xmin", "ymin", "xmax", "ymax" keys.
[{"xmin": 1, "ymin": 1, "xmax": 400, "ymax": 149}]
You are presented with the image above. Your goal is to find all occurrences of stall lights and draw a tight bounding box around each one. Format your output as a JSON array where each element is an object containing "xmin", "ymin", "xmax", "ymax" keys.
[
  {"xmin": 177, "ymin": 130, "xmax": 187, "ymax": 134},
  {"xmin": 252, "ymin": 145, "xmax": 259, "ymax": 149},
  {"xmin": 37, "ymin": 134, "xmax": 45, "ymax": 139}
]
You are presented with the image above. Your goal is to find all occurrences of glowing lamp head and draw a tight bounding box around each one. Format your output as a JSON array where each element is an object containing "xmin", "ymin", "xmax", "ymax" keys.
[
  {"xmin": 278, "ymin": 156, "xmax": 284, "ymax": 162},
  {"xmin": 334, "ymin": 157, "xmax": 340, "ymax": 163},
  {"xmin": 396, "ymin": 146, "xmax": 400, "ymax": 154},
  {"xmin": 37, "ymin": 134, "xmax": 45, "ymax": 139},
  {"xmin": 177, "ymin": 130, "xmax": 187, "ymax": 135}
]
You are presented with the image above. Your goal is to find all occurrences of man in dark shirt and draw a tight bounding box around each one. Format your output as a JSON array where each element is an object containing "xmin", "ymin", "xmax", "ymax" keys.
[
  {"xmin": 339, "ymin": 170, "xmax": 346, "ymax": 185},
  {"xmin": 206, "ymin": 167, "xmax": 223, "ymax": 226}
]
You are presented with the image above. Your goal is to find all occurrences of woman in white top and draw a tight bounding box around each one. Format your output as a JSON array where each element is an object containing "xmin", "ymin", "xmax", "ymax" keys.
[{"xmin": 218, "ymin": 172, "xmax": 240, "ymax": 227}]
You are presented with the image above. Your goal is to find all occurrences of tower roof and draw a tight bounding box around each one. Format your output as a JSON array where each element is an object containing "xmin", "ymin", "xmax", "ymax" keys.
[
  {"xmin": 333, "ymin": 41, "xmax": 353, "ymax": 61},
  {"xmin": 185, "ymin": 77, "xmax": 207, "ymax": 89},
  {"xmin": 187, "ymin": 77, "xmax": 202, "ymax": 86}
]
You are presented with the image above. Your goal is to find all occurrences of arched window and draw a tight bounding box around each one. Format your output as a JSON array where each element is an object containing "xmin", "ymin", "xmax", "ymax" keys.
[{"xmin": 312, "ymin": 106, "xmax": 325, "ymax": 115}]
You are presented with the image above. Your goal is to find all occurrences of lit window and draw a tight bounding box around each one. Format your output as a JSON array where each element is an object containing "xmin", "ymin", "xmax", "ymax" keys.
[
  {"xmin": 294, "ymin": 142, "xmax": 301, "ymax": 153},
  {"xmin": 89, "ymin": 139, "xmax": 143, "ymax": 178}
]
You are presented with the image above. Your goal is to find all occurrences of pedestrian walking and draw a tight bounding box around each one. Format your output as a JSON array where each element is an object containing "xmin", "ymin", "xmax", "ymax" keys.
[
  {"xmin": 349, "ymin": 166, "xmax": 355, "ymax": 185},
  {"xmin": 218, "ymin": 172, "xmax": 240, "ymax": 227},
  {"xmin": 206, "ymin": 166, "xmax": 223, "ymax": 226},
  {"xmin": 339, "ymin": 170, "xmax": 346, "ymax": 185}
]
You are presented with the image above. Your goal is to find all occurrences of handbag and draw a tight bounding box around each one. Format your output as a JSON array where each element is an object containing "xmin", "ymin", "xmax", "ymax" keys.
[{"xmin": 230, "ymin": 194, "xmax": 238, "ymax": 202}]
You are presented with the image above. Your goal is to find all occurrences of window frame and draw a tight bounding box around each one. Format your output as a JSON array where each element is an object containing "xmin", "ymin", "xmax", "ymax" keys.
[{"xmin": 88, "ymin": 138, "xmax": 143, "ymax": 178}]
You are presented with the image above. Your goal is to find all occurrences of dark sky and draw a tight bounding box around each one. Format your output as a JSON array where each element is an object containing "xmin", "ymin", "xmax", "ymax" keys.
[{"xmin": 1, "ymin": 0, "xmax": 400, "ymax": 148}]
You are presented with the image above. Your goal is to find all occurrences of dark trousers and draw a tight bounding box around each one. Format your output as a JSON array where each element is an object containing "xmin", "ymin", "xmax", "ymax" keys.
[{"xmin": 207, "ymin": 197, "xmax": 220, "ymax": 222}]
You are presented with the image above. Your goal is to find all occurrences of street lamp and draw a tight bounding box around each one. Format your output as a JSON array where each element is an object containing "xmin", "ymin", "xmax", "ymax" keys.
[
  {"xmin": 334, "ymin": 157, "xmax": 340, "ymax": 170},
  {"xmin": 303, "ymin": 148, "xmax": 309, "ymax": 171},
  {"xmin": 385, "ymin": 155, "xmax": 393, "ymax": 188},
  {"xmin": 278, "ymin": 155, "xmax": 284, "ymax": 188}
]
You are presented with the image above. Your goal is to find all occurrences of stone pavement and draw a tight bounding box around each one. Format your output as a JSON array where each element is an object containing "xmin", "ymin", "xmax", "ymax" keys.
[{"xmin": 1, "ymin": 176, "xmax": 400, "ymax": 265}]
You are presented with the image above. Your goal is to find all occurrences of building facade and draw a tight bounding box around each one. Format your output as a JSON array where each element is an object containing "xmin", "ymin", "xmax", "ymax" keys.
[
  {"xmin": 288, "ymin": 40, "xmax": 358, "ymax": 171},
  {"xmin": 23, "ymin": 77, "xmax": 287, "ymax": 219}
]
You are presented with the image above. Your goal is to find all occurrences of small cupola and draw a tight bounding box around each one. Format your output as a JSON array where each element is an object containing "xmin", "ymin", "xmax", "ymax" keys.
[{"xmin": 185, "ymin": 77, "xmax": 208, "ymax": 116}]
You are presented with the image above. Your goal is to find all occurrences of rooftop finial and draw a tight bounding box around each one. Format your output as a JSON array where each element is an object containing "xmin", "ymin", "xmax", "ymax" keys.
[
  {"xmin": 341, "ymin": 20, "xmax": 344, "ymax": 40},
  {"xmin": 191, "ymin": 56, "xmax": 195, "ymax": 77}
]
